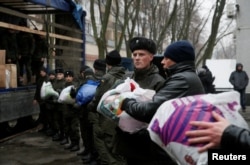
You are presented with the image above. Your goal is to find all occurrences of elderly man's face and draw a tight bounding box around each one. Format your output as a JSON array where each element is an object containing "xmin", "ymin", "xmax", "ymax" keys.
[{"xmin": 132, "ymin": 50, "xmax": 153, "ymax": 70}]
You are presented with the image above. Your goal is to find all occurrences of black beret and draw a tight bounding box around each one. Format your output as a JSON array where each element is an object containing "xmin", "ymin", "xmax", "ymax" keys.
[
  {"xmin": 129, "ymin": 37, "xmax": 157, "ymax": 54},
  {"xmin": 64, "ymin": 70, "xmax": 74, "ymax": 77},
  {"xmin": 55, "ymin": 68, "xmax": 64, "ymax": 74}
]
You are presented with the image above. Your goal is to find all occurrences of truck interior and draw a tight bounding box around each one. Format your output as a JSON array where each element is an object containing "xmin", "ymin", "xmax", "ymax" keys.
[{"xmin": 0, "ymin": 0, "xmax": 86, "ymax": 132}]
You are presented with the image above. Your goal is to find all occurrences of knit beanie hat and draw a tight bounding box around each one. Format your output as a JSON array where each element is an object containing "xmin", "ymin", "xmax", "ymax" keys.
[
  {"xmin": 106, "ymin": 50, "xmax": 122, "ymax": 66},
  {"xmin": 93, "ymin": 59, "xmax": 106, "ymax": 71},
  {"xmin": 163, "ymin": 40, "xmax": 195, "ymax": 63},
  {"xmin": 129, "ymin": 37, "xmax": 157, "ymax": 54}
]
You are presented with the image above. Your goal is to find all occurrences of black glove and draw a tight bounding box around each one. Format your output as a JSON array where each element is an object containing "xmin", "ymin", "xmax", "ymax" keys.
[{"xmin": 70, "ymin": 87, "xmax": 77, "ymax": 98}]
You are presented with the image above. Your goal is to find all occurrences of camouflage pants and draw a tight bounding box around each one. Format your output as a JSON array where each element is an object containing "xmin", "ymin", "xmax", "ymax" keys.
[{"xmin": 62, "ymin": 106, "xmax": 80, "ymax": 143}]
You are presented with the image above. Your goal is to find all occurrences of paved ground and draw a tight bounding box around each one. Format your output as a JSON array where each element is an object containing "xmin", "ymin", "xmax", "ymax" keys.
[
  {"xmin": 1, "ymin": 107, "xmax": 250, "ymax": 165},
  {"xmin": 0, "ymin": 128, "xmax": 83, "ymax": 165}
]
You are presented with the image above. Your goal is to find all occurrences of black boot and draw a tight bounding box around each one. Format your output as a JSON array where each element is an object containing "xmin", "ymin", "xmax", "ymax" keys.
[
  {"xmin": 82, "ymin": 153, "xmax": 98, "ymax": 164},
  {"xmin": 70, "ymin": 143, "xmax": 80, "ymax": 152},
  {"xmin": 81, "ymin": 153, "xmax": 92, "ymax": 161},
  {"xmin": 77, "ymin": 148, "xmax": 89, "ymax": 156},
  {"xmin": 64, "ymin": 143, "xmax": 74, "ymax": 150},
  {"xmin": 52, "ymin": 133, "xmax": 63, "ymax": 141},
  {"xmin": 60, "ymin": 137, "xmax": 69, "ymax": 145},
  {"xmin": 46, "ymin": 128, "xmax": 56, "ymax": 136}
]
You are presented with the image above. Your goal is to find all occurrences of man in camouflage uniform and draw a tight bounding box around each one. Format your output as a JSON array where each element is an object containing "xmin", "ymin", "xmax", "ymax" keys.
[
  {"xmin": 79, "ymin": 59, "xmax": 106, "ymax": 164},
  {"xmin": 52, "ymin": 68, "xmax": 66, "ymax": 141},
  {"xmin": 45, "ymin": 70, "xmax": 57, "ymax": 136},
  {"xmin": 112, "ymin": 37, "xmax": 177, "ymax": 165},
  {"xmin": 86, "ymin": 50, "xmax": 126, "ymax": 165},
  {"xmin": 61, "ymin": 70, "xmax": 80, "ymax": 152},
  {"xmin": 71, "ymin": 63, "xmax": 103, "ymax": 157}
]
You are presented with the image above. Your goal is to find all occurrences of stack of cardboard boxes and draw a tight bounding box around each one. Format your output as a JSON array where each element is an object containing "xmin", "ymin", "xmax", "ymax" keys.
[{"xmin": 0, "ymin": 50, "xmax": 17, "ymax": 88}]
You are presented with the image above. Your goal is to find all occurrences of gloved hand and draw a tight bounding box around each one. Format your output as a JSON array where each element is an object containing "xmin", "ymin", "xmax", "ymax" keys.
[{"xmin": 70, "ymin": 87, "xmax": 77, "ymax": 98}]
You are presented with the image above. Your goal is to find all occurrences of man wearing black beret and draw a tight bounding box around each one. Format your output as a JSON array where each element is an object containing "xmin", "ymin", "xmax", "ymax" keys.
[
  {"xmin": 51, "ymin": 67, "xmax": 66, "ymax": 141},
  {"xmin": 62, "ymin": 70, "xmax": 81, "ymax": 152},
  {"xmin": 112, "ymin": 37, "xmax": 168, "ymax": 165}
]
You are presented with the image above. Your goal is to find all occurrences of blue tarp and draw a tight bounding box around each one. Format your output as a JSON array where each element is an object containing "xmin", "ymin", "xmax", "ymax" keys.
[
  {"xmin": 29, "ymin": 0, "xmax": 85, "ymax": 30},
  {"xmin": 29, "ymin": 0, "xmax": 71, "ymax": 12}
]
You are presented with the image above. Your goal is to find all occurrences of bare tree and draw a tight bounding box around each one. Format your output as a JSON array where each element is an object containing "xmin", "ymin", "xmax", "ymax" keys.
[
  {"xmin": 85, "ymin": 0, "xmax": 228, "ymax": 63},
  {"xmin": 89, "ymin": 0, "xmax": 112, "ymax": 59},
  {"xmin": 112, "ymin": 0, "xmax": 134, "ymax": 52},
  {"xmin": 196, "ymin": 0, "xmax": 226, "ymax": 66}
]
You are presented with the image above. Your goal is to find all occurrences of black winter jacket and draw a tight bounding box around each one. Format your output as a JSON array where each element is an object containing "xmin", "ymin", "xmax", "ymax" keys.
[
  {"xmin": 122, "ymin": 61, "xmax": 205, "ymax": 123},
  {"xmin": 229, "ymin": 63, "xmax": 249, "ymax": 90},
  {"xmin": 221, "ymin": 125, "xmax": 250, "ymax": 150}
]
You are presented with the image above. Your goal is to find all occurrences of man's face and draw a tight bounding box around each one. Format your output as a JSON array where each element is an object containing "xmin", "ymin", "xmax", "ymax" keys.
[
  {"xmin": 161, "ymin": 57, "xmax": 176, "ymax": 69},
  {"xmin": 65, "ymin": 75, "xmax": 73, "ymax": 82},
  {"xmin": 49, "ymin": 74, "xmax": 55, "ymax": 80},
  {"xmin": 40, "ymin": 70, "xmax": 46, "ymax": 77},
  {"xmin": 56, "ymin": 73, "xmax": 64, "ymax": 80},
  {"xmin": 132, "ymin": 50, "xmax": 153, "ymax": 69},
  {"xmin": 237, "ymin": 66, "xmax": 242, "ymax": 70}
]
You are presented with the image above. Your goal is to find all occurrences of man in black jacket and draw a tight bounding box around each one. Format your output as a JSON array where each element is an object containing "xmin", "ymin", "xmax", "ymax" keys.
[
  {"xmin": 198, "ymin": 65, "xmax": 215, "ymax": 94},
  {"xmin": 229, "ymin": 63, "xmax": 249, "ymax": 112}
]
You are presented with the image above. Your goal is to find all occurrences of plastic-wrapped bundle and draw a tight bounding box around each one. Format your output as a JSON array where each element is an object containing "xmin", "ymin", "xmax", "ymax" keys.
[
  {"xmin": 58, "ymin": 85, "xmax": 75, "ymax": 104},
  {"xmin": 40, "ymin": 81, "xmax": 59, "ymax": 100},
  {"xmin": 148, "ymin": 91, "xmax": 249, "ymax": 165},
  {"xmin": 76, "ymin": 80, "xmax": 100, "ymax": 106},
  {"xmin": 97, "ymin": 77, "xmax": 155, "ymax": 133}
]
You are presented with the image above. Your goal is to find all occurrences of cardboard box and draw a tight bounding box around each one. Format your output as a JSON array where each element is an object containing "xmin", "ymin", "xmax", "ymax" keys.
[
  {"xmin": 0, "ymin": 65, "xmax": 6, "ymax": 88},
  {"xmin": 5, "ymin": 64, "xmax": 17, "ymax": 88},
  {"xmin": 0, "ymin": 50, "xmax": 6, "ymax": 65}
]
